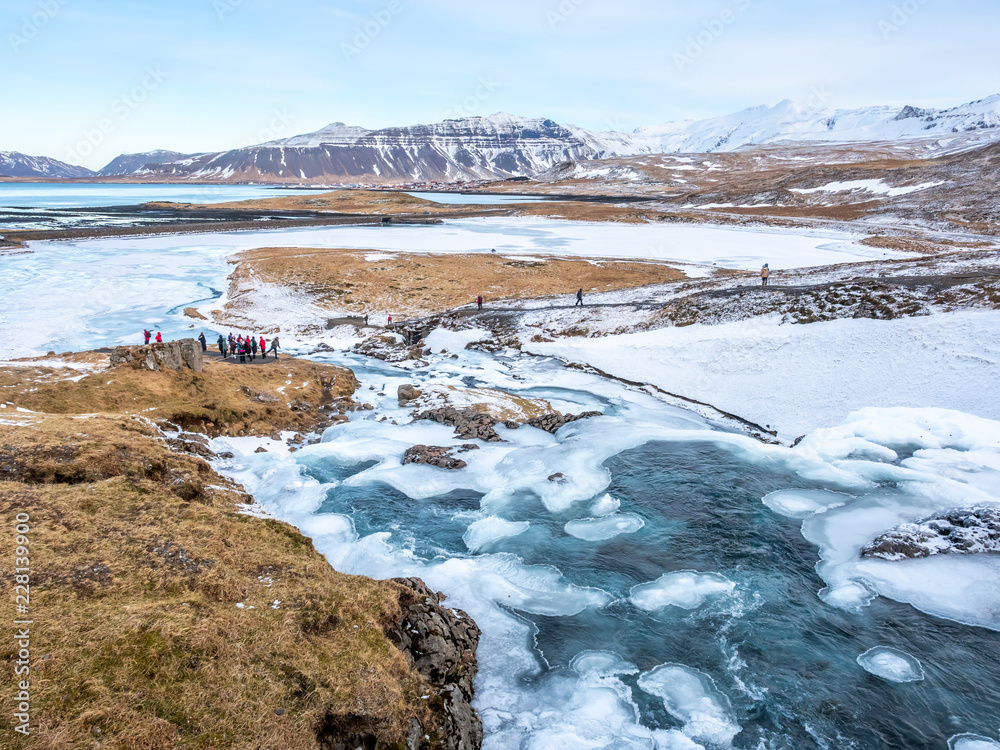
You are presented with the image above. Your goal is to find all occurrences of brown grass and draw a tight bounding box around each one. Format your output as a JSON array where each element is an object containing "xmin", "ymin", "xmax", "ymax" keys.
[
  {"xmin": 0, "ymin": 359, "xmax": 448, "ymax": 749},
  {"xmin": 146, "ymin": 190, "xmax": 509, "ymax": 216},
  {"xmin": 220, "ymin": 248, "xmax": 687, "ymax": 320},
  {"xmin": 0, "ymin": 356, "xmax": 358, "ymax": 438}
]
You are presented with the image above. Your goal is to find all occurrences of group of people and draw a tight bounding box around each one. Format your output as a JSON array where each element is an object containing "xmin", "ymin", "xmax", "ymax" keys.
[
  {"xmin": 143, "ymin": 329, "xmax": 163, "ymax": 344},
  {"xmin": 215, "ymin": 333, "xmax": 280, "ymax": 363}
]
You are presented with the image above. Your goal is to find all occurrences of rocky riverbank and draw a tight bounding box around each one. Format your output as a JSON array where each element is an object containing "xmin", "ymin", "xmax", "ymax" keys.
[{"xmin": 0, "ymin": 347, "xmax": 482, "ymax": 749}]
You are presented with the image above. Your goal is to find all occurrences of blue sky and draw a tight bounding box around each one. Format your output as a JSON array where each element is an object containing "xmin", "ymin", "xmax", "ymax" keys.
[{"xmin": 4, "ymin": 0, "xmax": 999, "ymax": 169}]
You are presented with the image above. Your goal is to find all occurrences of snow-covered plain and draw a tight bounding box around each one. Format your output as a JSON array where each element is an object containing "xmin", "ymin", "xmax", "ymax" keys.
[
  {"xmin": 0, "ymin": 217, "xmax": 908, "ymax": 359},
  {"xmin": 526, "ymin": 310, "xmax": 1000, "ymax": 440}
]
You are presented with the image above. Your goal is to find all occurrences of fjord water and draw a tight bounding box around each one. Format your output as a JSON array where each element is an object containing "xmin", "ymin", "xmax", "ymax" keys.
[
  {"xmin": 216, "ymin": 342, "xmax": 1000, "ymax": 750},
  {"xmin": 0, "ymin": 182, "xmax": 310, "ymax": 208}
]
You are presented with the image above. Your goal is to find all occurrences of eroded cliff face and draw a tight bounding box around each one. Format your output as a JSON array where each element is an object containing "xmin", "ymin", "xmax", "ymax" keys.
[{"xmin": 391, "ymin": 579, "xmax": 483, "ymax": 750}]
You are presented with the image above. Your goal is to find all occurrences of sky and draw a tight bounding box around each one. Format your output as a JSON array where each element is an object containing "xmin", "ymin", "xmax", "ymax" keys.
[{"xmin": 3, "ymin": 0, "xmax": 999, "ymax": 170}]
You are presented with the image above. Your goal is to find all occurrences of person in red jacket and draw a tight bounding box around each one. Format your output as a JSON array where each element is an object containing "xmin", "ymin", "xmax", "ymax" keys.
[
  {"xmin": 260, "ymin": 335, "xmax": 266, "ymax": 354},
  {"xmin": 143, "ymin": 329, "xmax": 151, "ymax": 344},
  {"xmin": 477, "ymin": 295, "xmax": 483, "ymax": 311},
  {"xmin": 155, "ymin": 332, "xmax": 163, "ymax": 343}
]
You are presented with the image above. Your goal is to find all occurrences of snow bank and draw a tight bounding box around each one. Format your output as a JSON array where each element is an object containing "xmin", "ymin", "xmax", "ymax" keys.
[{"xmin": 526, "ymin": 310, "xmax": 1000, "ymax": 440}]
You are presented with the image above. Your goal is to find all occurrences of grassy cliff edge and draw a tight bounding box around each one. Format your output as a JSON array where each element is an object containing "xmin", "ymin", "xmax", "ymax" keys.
[{"xmin": 0, "ymin": 349, "xmax": 481, "ymax": 750}]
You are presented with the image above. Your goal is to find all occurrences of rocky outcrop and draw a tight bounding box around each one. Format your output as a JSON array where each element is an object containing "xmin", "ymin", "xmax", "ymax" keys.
[
  {"xmin": 110, "ymin": 339, "xmax": 203, "ymax": 372},
  {"xmin": 412, "ymin": 406, "xmax": 601, "ymax": 442},
  {"xmin": 390, "ymin": 578, "xmax": 483, "ymax": 750},
  {"xmin": 412, "ymin": 407, "xmax": 507, "ymax": 442},
  {"xmin": 525, "ymin": 411, "xmax": 603, "ymax": 434},
  {"xmin": 862, "ymin": 506, "xmax": 1000, "ymax": 560},
  {"xmin": 403, "ymin": 445, "xmax": 478, "ymax": 471}
]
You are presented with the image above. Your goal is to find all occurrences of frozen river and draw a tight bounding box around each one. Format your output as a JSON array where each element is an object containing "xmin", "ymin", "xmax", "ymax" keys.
[{"xmin": 0, "ymin": 216, "xmax": 906, "ymax": 359}]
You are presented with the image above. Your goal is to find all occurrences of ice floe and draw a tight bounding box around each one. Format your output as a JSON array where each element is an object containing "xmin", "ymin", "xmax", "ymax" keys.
[
  {"xmin": 564, "ymin": 512, "xmax": 645, "ymax": 541},
  {"xmin": 630, "ymin": 571, "xmax": 736, "ymax": 611},
  {"xmin": 856, "ymin": 646, "xmax": 925, "ymax": 683}
]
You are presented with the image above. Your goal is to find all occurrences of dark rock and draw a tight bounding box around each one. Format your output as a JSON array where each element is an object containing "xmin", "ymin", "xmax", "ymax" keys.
[
  {"xmin": 398, "ymin": 384, "xmax": 423, "ymax": 403},
  {"xmin": 391, "ymin": 578, "xmax": 482, "ymax": 750},
  {"xmin": 525, "ymin": 411, "xmax": 603, "ymax": 434},
  {"xmin": 548, "ymin": 473, "xmax": 566, "ymax": 482},
  {"xmin": 110, "ymin": 339, "xmax": 203, "ymax": 372},
  {"xmin": 254, "ymin": 446, "xmax": 269, "ymax": 454},
  {"xmin": 862, "ymin": 506, "xmax": 1000, "ymax": 560},
  {"xmin": 403, "ymin": 445, "xmax": 468, "ymax": 471}
]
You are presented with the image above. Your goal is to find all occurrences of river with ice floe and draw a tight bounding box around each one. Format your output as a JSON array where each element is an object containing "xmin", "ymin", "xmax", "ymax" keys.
[
  {"xmin": 3, "ymin": 199, "xmax": 1000, "ymax": 748},
  {"xmin": 210, "ymin": 329, "xmax": 1000, "ymax": 750}
]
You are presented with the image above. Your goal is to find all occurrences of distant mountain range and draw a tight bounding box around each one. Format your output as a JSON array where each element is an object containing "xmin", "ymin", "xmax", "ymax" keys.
[
  {"xmin": 4, "ymin": 95, "xmax": 1000, "ymax": 182},
  {"xmin": 96, "ymin": 150, "xmax": 193, "ymax": 177},
  {"xmin": 0, "ymin": 151, "xmax": 95, "ymax": 179}
]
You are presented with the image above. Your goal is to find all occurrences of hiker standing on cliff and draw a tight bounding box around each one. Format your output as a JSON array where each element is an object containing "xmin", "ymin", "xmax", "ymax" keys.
[
  {"xmin": 269, "ymin": 336, "xmax": 280, "ymax": 359},
  {"xmin": 761, "ymin": 264, "xmax": 770, "ymax": 287},
  {"xmin": 217, "ymin": 334, "xmax": 228, "ymax": 359},
  {"xmin": 143, "ymin": 329, "xmax": 151, "ymax": 345},
  {"xmin": 575, "ymin": 288, "xmax": 584, "ymax": 307},
  {"xmin": 477, "ymin": 295, "xmax": 483, "ymax": 311},
  {"xmin": 155, "ymin": 332, "xmax": 163, "ymax": 343},
  {"xmin": 198, "ymin": 332, "xmax": 207, "ymax": 352}
]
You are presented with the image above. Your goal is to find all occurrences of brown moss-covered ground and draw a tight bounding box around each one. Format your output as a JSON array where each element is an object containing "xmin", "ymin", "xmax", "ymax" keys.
[
  {"xmin": 0, "ymin": 355, "xmax": 453, "ymax": 749},
  {"xmin": 0, "ymin": 354, "xmax": 357, "ymax": 438},
  {"xmin": 217, "ymin": 248, "xmax": 688, "ymax": 323}
]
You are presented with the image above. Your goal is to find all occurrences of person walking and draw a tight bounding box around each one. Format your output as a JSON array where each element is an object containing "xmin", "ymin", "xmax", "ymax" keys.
[
  {"xmin": 761, "ymin": 264, "xmax": 770, "ymax": 288},
  {"xmin": 269, "ymin": 336, "xmax": 280, "ymax": 359},
  {"xmin": 143, "ymin": 329, "xmax": 151, "ymax": 345},
  {"xmin": 364, "ymin": 314, "xmax": 369, "ymax": 326},
  {"xmin": 155, "ymin": 331, "xmax": 163, "ymax": 343},
  {"xmin": 228, "ymin": 333, "xmax": 236, "ymax": 352},
  {"xmin": 259, "ymin": 335, "xmax": 266, "ymax": 355},
  {"xmin": 575, "ymin": 288, "xmax": 584, "ymax": 307},
  {"xmin": 477, "ymin": 294, "xmax": 483, "ymax": 311},
  {"xmin": 217, "ymin": 334, "xmax": 228, "ymax": 359},
  {"xmin": 198, "ymin": 332, "xmax": 207, "ymax": 352},
  {"xmin": 387, "ymin": 315, "xmax": 393, "ymax": 328}
]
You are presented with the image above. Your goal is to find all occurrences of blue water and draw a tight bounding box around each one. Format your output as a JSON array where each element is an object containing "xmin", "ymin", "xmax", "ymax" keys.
[
  {"xmin": 0, "ymin": 182, "xmax": 316, "ymax": 209},
  {"xmin": 405, "ymin": 191, "xmax": 553, "ymax": 205},
  {"xmin": 307, "ymin": 435, "xmax": 1000, "ymax": 749}
]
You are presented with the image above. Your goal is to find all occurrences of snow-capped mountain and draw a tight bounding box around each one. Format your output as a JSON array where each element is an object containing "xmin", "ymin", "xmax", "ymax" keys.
[
  {"xmin": 112, "ymin": 94, "xmax": 1000, "ymax": 184},
  {"xmin": 630, "ymin": 95, "xmax": 1000, "ymax": 153},
  {"xmin": 97, "ymin": 150, "xmax": 194, "ymax": 176},
  {"xmin": 143, "ymin": 114, "xmax": 638, "ymax": 183},
  {"xmin": 0, "ymin": 151, "xmax": 95, "ymax": 178}
]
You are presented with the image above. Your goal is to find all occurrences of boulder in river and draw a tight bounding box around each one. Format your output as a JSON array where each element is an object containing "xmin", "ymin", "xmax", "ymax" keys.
[{"xmin": 861, "ymin": 506, "xmax": 1000, "ymax": 560}]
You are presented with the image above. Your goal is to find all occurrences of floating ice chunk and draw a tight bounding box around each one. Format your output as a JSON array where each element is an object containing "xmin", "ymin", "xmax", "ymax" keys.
[
  {"xmin": 637, "ymin": 663, "xmax": 741, "ymax": 746},
  {"xmin": 949, "ymin": 734, "xmax": 1000, "ymax": 750},
  {"xmin": 569, "ymin": 650, "xmax": 638, "ymax": 677},
  {"xmin": 857, "ymin": 646, "xmax": 925, "ymax": 683},
  {"xmin": 464, "ymin": 516, "xmax": 530, "ymax": 551},
  {"xmin": 565, "ymin": 513, "xmax": 644, "ymax": 541},
  {"xmin": 762, "ymin": 489, "xmax": 850, "ymax": 519},
  {"xmin": 590, "ymin": 493, "xmax": 621, "ymax": 517},
  {"xmin": 630, "ymin": 571, "xmax": 736, "ymax": 611}
]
